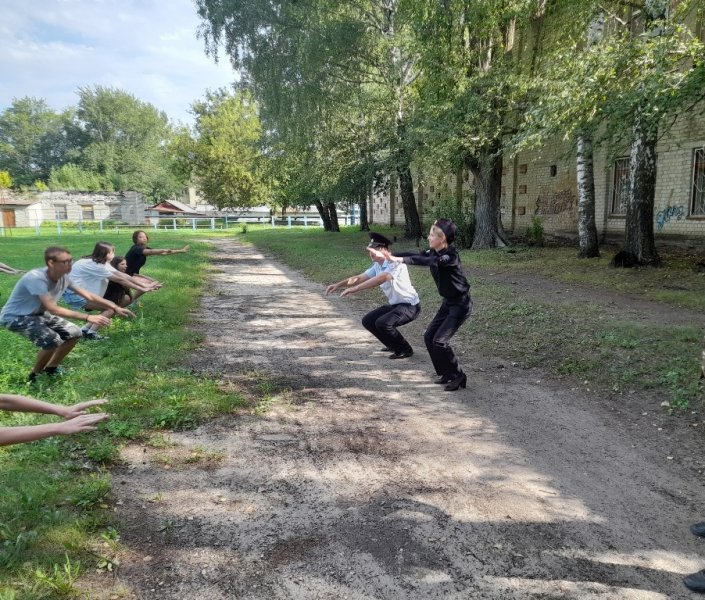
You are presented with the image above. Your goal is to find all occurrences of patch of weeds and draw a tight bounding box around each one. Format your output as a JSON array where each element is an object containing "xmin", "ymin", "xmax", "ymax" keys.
[
  {"xmin": 0, "ymin": 526, "xmax": 38, "ymax": 569},
  {"xmin": 184, "ymin": 445, "xmax": 226, "ymax": 465},
  {"xmin": 69, "ymin": 474, "xmax": 110, "ymax": 510},
  {"xmin": 34, "ymin": 554, "xmax": 81, "ymax": 598},
  {"xmin": 146, "ymin": 433, "xmax": 176, "ymax": 449},
  {"xmin": 83, "ymin": 436, "xmax": 119, "ymax": 465},
  {"xmin": 150, "ymin": 393, "xmax": 197, "ymax": 430}
]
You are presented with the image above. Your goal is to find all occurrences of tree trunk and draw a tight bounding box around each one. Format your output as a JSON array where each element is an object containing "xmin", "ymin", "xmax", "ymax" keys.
[
  {"xmin": 576, "ymin": 133, "xmax": 600, "ymax": 258},
  {"xmin": 314, "ymin": 199, "xmax": 333, "ymax": 231},
  {"xmin": 358, "ymin": 187, "xmax": 369, "ymax": 231},
  {"xmin": 327, "ymin": 201, "xmax": 340, "ymax": 232},
  {"xmin": 467, "ymin": 149, "xmax": 508, "ymax": 249},
  {"xmin": 623, "ymin": 117, "xmax": 660, "ymax": 266},
  {"xmin": 396, "ymin": 164, "xmax": 422, "ymax": 239}
]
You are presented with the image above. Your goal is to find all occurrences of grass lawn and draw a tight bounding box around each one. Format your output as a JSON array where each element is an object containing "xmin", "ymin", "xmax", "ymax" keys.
[{"xmin": 0, "ymin": 231, "xmax": 249, "ymax": 599}]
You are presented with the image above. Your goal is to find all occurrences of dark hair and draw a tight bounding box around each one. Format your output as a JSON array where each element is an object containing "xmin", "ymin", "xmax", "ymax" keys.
[
  {"xmin": 87, "ymin": 241, "xmax": 114, "ymax": 264},
  {"xmin": 433, "ymin": 218, "xmax": 457, "ymax": 244},
  {"xmin": 110, "ymin": 255, "xmax": 126, "ymax": 270},
  {"xmin": 44, "ymin": 246, "xmax": 70, "ymax": 265},
  {"xmin": 132, "ymin": 230, "xmax": 149, "ymax": 244}
]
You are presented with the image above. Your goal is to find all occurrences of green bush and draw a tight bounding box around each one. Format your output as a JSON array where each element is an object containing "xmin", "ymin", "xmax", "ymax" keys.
[{"xmin": 526, "ymin": 216, "xmax": 544, "ymax": 247}]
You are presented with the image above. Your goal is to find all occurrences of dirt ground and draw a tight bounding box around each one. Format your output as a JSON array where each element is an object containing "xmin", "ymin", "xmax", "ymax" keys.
[{"xmin": 109, "ymin": 238, "xmax": 705, "ymax": 599}]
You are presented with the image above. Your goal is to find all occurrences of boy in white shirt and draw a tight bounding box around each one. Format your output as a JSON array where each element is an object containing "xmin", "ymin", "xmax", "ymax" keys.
[{"xmin": 325, "ymin": 232, "xmax": 421, "ymax": 359}]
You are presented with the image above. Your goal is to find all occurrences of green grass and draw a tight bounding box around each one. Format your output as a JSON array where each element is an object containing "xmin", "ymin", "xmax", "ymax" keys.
[
  {"xmin": 242, "ymin": 226, "xmax": 705, "ymax": 411},
  {"xmin": 0, "ymin": 233, "xmax": 252, "ymax": 599}
]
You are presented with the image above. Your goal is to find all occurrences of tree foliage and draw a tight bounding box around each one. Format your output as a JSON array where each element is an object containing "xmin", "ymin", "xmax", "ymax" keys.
[{"xmin": 172, "ymin": 90, "xmax": 267, "ymax": 209}]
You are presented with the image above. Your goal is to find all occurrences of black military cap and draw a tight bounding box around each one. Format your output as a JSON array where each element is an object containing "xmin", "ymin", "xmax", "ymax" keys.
[{"xmin": 367, "ymin": 232, "xmax": 392, "ymax": 248}]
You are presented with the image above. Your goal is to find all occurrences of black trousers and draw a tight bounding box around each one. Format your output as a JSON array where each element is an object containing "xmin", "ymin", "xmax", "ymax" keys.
[
  {"xmin": 424, "ymin": 294, "xmax": 472, "ymax": 377},
  {"xmin": 362, "ymin": 303, "xmax": 421, "ymax": 353}
]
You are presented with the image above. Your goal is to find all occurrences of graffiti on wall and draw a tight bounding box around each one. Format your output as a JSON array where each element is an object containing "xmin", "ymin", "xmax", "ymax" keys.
[
  {"xmin": 535, "ymin": 189, "xmax": 576, "ymax": 215},
  {"xmin": 655, "ymin": 205, "xmax": 685, "ymax": 230}
]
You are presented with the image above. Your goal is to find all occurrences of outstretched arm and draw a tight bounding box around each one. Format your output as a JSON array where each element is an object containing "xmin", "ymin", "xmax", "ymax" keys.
[
  {"xmin": 340, "ymin": 273, "xmax": 391, "ymax": 297},
  {"xmin": 0, "ymin": 395, "xmax": 108, "ymax": 446},
  {"xmin": 325, "ymin": 273, "xmax": 370, "ymax": 295},
  {"xmin": 0, "ymin": 262, "xmax": 23, "ymax": 274},
  {"xmin": 143, "ymin": 245, "xmax": 189, "ymax": 256}
]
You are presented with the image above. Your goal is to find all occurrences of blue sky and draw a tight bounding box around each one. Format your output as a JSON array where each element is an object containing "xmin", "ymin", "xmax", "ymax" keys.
[{"xmin": 0, "ymin": 0, "xmax": 237, "ymax": 125}]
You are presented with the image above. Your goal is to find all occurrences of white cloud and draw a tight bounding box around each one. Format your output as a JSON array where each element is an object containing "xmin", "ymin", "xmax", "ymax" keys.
[{"xmin": 0, "ymin": 0, "xmax": 237, "ymax": 124}]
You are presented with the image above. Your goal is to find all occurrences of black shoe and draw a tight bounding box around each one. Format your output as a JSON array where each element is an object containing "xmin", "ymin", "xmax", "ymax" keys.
[
  {"xmin": 434, "ymin": 375, "xmax": 452, "ymax": 384},
  {"xmin": 691, "ymin": 522, "xmax": 705, "ymax": 538},
  {"xmin": 27, "ymin": 372, "xmax": 39, "ymax": 383},
  {"xmin": 43, "ymin": 366, "xmax": 66, "ymax": 376},
  {"xmin": 380, "ymin": 346, "xmax": 392, "ymax": 352},
  {"xmin": 444, "ymin": 373, "xmax": 467, "ymax": 391},
  {"xmin": 684, "ymin": 570, "xmax": 705, "ymax": 593},
  {"xmin": 389, "ymin": 349, "xmax": 413, "ymax": 360}
]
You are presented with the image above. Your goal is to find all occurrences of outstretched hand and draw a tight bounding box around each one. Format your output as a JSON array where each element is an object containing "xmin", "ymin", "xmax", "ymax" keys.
[
  {"xmin": 116, "ymin": 306, "xmax": 136, "ymax": 318},
  {"xmin": 59, "ymin": 413, "xmax": 109, "ymax": 434},
  {"xmin": 324, "ymin": 284, "xmax": 338, "ymax": 296},
  {"xmin": 60, "ymin": 398, "xmax": 108, "ymax": 420}
]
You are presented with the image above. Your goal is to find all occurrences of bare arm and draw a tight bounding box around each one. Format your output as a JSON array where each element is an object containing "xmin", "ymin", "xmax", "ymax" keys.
[
  {"xmin": 69, "ymin": 285, "xmax": 135, "ymax": 318},
  {"xmin": 0, "ymin": 395, "xmax": 108, "ymax": 446},
  {"xmin": 143, "ymin": 245, "xmax": 189, "ymax": 256},
  {"xmin": 0, "ymin": 414, "xmax": 108, "ymax": 446},
  {"xmin": 340, "ymin": 273, "xmax": 391, "ymax": 297},
  {"xmin": 39, "ymin": 293, "xmax": 112, "ymax": 327},
  {"xmin": 325, "ymin": 273, "xmax": 370, "ymax": 295},
  {"xmin": 108, "ymin": 272, "xmax": 157, "ymax": 293},
  {"xmin": 0, "ymin": 262, "xmax": 23, "ymax": 274}
]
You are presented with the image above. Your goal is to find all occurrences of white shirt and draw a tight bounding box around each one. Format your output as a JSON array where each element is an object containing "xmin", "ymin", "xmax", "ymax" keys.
[
  {"xmin": 365, "ymin": 260, "xmax": 419, "ymax": 306},
  {"xmin": 68, "ymin": 258, "xmax": 117, "ymax": 297}
]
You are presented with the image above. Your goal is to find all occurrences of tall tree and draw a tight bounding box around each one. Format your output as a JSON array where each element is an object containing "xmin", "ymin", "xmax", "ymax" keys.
[
  {"xmin": 173, "ymin": 90, "xmax": 268, "ymax": 209},
  {"xmin": 410, "ymin": 0, "xmax": 540, "ymax": 249},
  {"xmin": 195, "ymin": 0, "xmax": 423, "ymax": 237},
  {"xmin": 0, "ymin": 97, "xmax": 73, "ymax": 186},
  {"xmin": 75, "ymin": 86, "xmax": 183, "ymax": 201}
]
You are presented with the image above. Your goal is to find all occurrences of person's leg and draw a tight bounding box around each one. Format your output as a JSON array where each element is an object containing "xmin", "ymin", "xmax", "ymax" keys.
[
  {"xmin": 427, "ymin": 297, "xmax": 472, "ymax": 379},
  {"xmin": 362, "ymin": 305, "xmax": 397, "ymax": 348},
  {"xmin": 41, "ymin": 315, "xmax": 83, "ymax": 369},
  {"xmin": 44, "ymin": 338, "xmax": 80, "ymax": 369},
  {"xmin": 375, "ymin": 303, "xmax": 420, "ymax": 356},
  {"xmin": 81, "ymin": 301, "xmax": 113, "ymax": 335},
  {"xmin": 424, "ymin": 302, "xmax": 450, "ymax": 376},
  {"xmin": 6, "ymin": 315, "xmax": 80, "ymax": 379}
]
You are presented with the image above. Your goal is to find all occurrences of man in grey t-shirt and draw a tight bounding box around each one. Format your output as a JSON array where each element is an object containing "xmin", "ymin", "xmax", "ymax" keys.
[{"xmin": 1, "ymin": 246, "xmax": 133, "ymax": 382}]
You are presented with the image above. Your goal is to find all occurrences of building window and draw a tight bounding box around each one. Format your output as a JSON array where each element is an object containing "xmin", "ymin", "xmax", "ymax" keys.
[
  {"xmin": 81, "ymin": 204, "xmax": 95, "ymax": 220},
  {"xmin": 692, "ymin": 147, "xmax": 705, "ymax": 216},
  {"xmin": 550, "ymin": 165, "xmax": 557, "ymax": 177},
  {"xmin": 611, "ymin": 157, "xmax": 630, "ymax": 215},
  {"xmin": 55, "ymin": 205, "xmax": 68, "ymax": 221},
  {"xmin": 519, "ymin": 164, "xmax": 528, "ymax": 174}
]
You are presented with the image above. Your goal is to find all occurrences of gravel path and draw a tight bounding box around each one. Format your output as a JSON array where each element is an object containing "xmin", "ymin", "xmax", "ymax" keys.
[{"xmin": 112, "ymin": 238, "xmax": 704, "ymax": 600}]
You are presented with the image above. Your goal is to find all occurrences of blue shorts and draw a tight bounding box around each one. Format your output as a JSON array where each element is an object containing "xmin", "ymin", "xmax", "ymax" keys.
[{"xmin": 62, "ymin": 289, "xmax": 87, "ymax": 309}]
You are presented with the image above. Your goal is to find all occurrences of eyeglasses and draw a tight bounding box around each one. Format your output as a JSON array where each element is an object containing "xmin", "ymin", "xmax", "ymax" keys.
[{"xmin": 51, "ymin": 258, "xmax": 73, "ymax": 265}]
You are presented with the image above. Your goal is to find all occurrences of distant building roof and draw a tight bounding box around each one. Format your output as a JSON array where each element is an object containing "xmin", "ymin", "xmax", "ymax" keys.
[{"xmin": 149, "ymin": 199, "xmax": 206, "ymax": 215}]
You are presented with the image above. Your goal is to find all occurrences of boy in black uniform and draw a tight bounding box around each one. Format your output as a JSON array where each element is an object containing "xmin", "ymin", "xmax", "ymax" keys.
[{"xmin": 370, "ymin": 219, "xmax": 471, "ymax": 390}]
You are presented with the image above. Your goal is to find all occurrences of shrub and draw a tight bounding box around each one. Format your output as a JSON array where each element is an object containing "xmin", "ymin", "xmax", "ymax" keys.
[{"xmin": 526, "ymin": 216, "xmax": 544, "ymax": 247}]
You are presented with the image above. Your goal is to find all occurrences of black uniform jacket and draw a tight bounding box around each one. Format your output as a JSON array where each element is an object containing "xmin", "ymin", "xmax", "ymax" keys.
[{"xmin": 395, "ymin": 246, "xmax": 470, "ymax": 300}]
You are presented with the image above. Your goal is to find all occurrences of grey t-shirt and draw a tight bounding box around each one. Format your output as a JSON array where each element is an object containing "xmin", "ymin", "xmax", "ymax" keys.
[{"xmin": 0, "ymin": 268, "xmax": 71, "ymax": 323}]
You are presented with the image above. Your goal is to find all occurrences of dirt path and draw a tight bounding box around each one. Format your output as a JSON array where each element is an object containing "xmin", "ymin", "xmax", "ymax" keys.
[{"xmin": 112, "ymin": 238, "xmax": 704, "ymax": 599}]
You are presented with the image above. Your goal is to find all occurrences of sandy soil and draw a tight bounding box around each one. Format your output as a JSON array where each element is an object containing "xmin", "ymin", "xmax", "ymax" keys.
[{"xmin": 109, "ymin": 238, "xmax": 705, "ymax": 600}]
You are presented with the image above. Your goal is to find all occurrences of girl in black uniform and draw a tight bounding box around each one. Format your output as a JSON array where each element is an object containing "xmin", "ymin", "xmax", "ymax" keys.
[{"xmin": 373, "ymin": 219, "xmax": 471, "ymax": 391}]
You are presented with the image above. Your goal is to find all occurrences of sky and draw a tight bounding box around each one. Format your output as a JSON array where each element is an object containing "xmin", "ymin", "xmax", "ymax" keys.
[{"xmin": 0, "ymin": 0, "xmax": 237, "ymax": 125}]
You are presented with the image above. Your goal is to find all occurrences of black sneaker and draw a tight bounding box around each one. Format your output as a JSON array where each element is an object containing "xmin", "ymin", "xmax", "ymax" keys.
[
  {"xmin": 43, "ymin": 366, "xmax": 66, "ymax": 376},
  {"xmin": 82, "ymin": 330, "xmax": 105, "ymax": 341},
  {"xmin": 389, "ymin": 349, "xmax": 413, "ymax": 360},
  {"xmin": 684, "ymin": 570, "xmax": 705, "ymax": 593}
]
